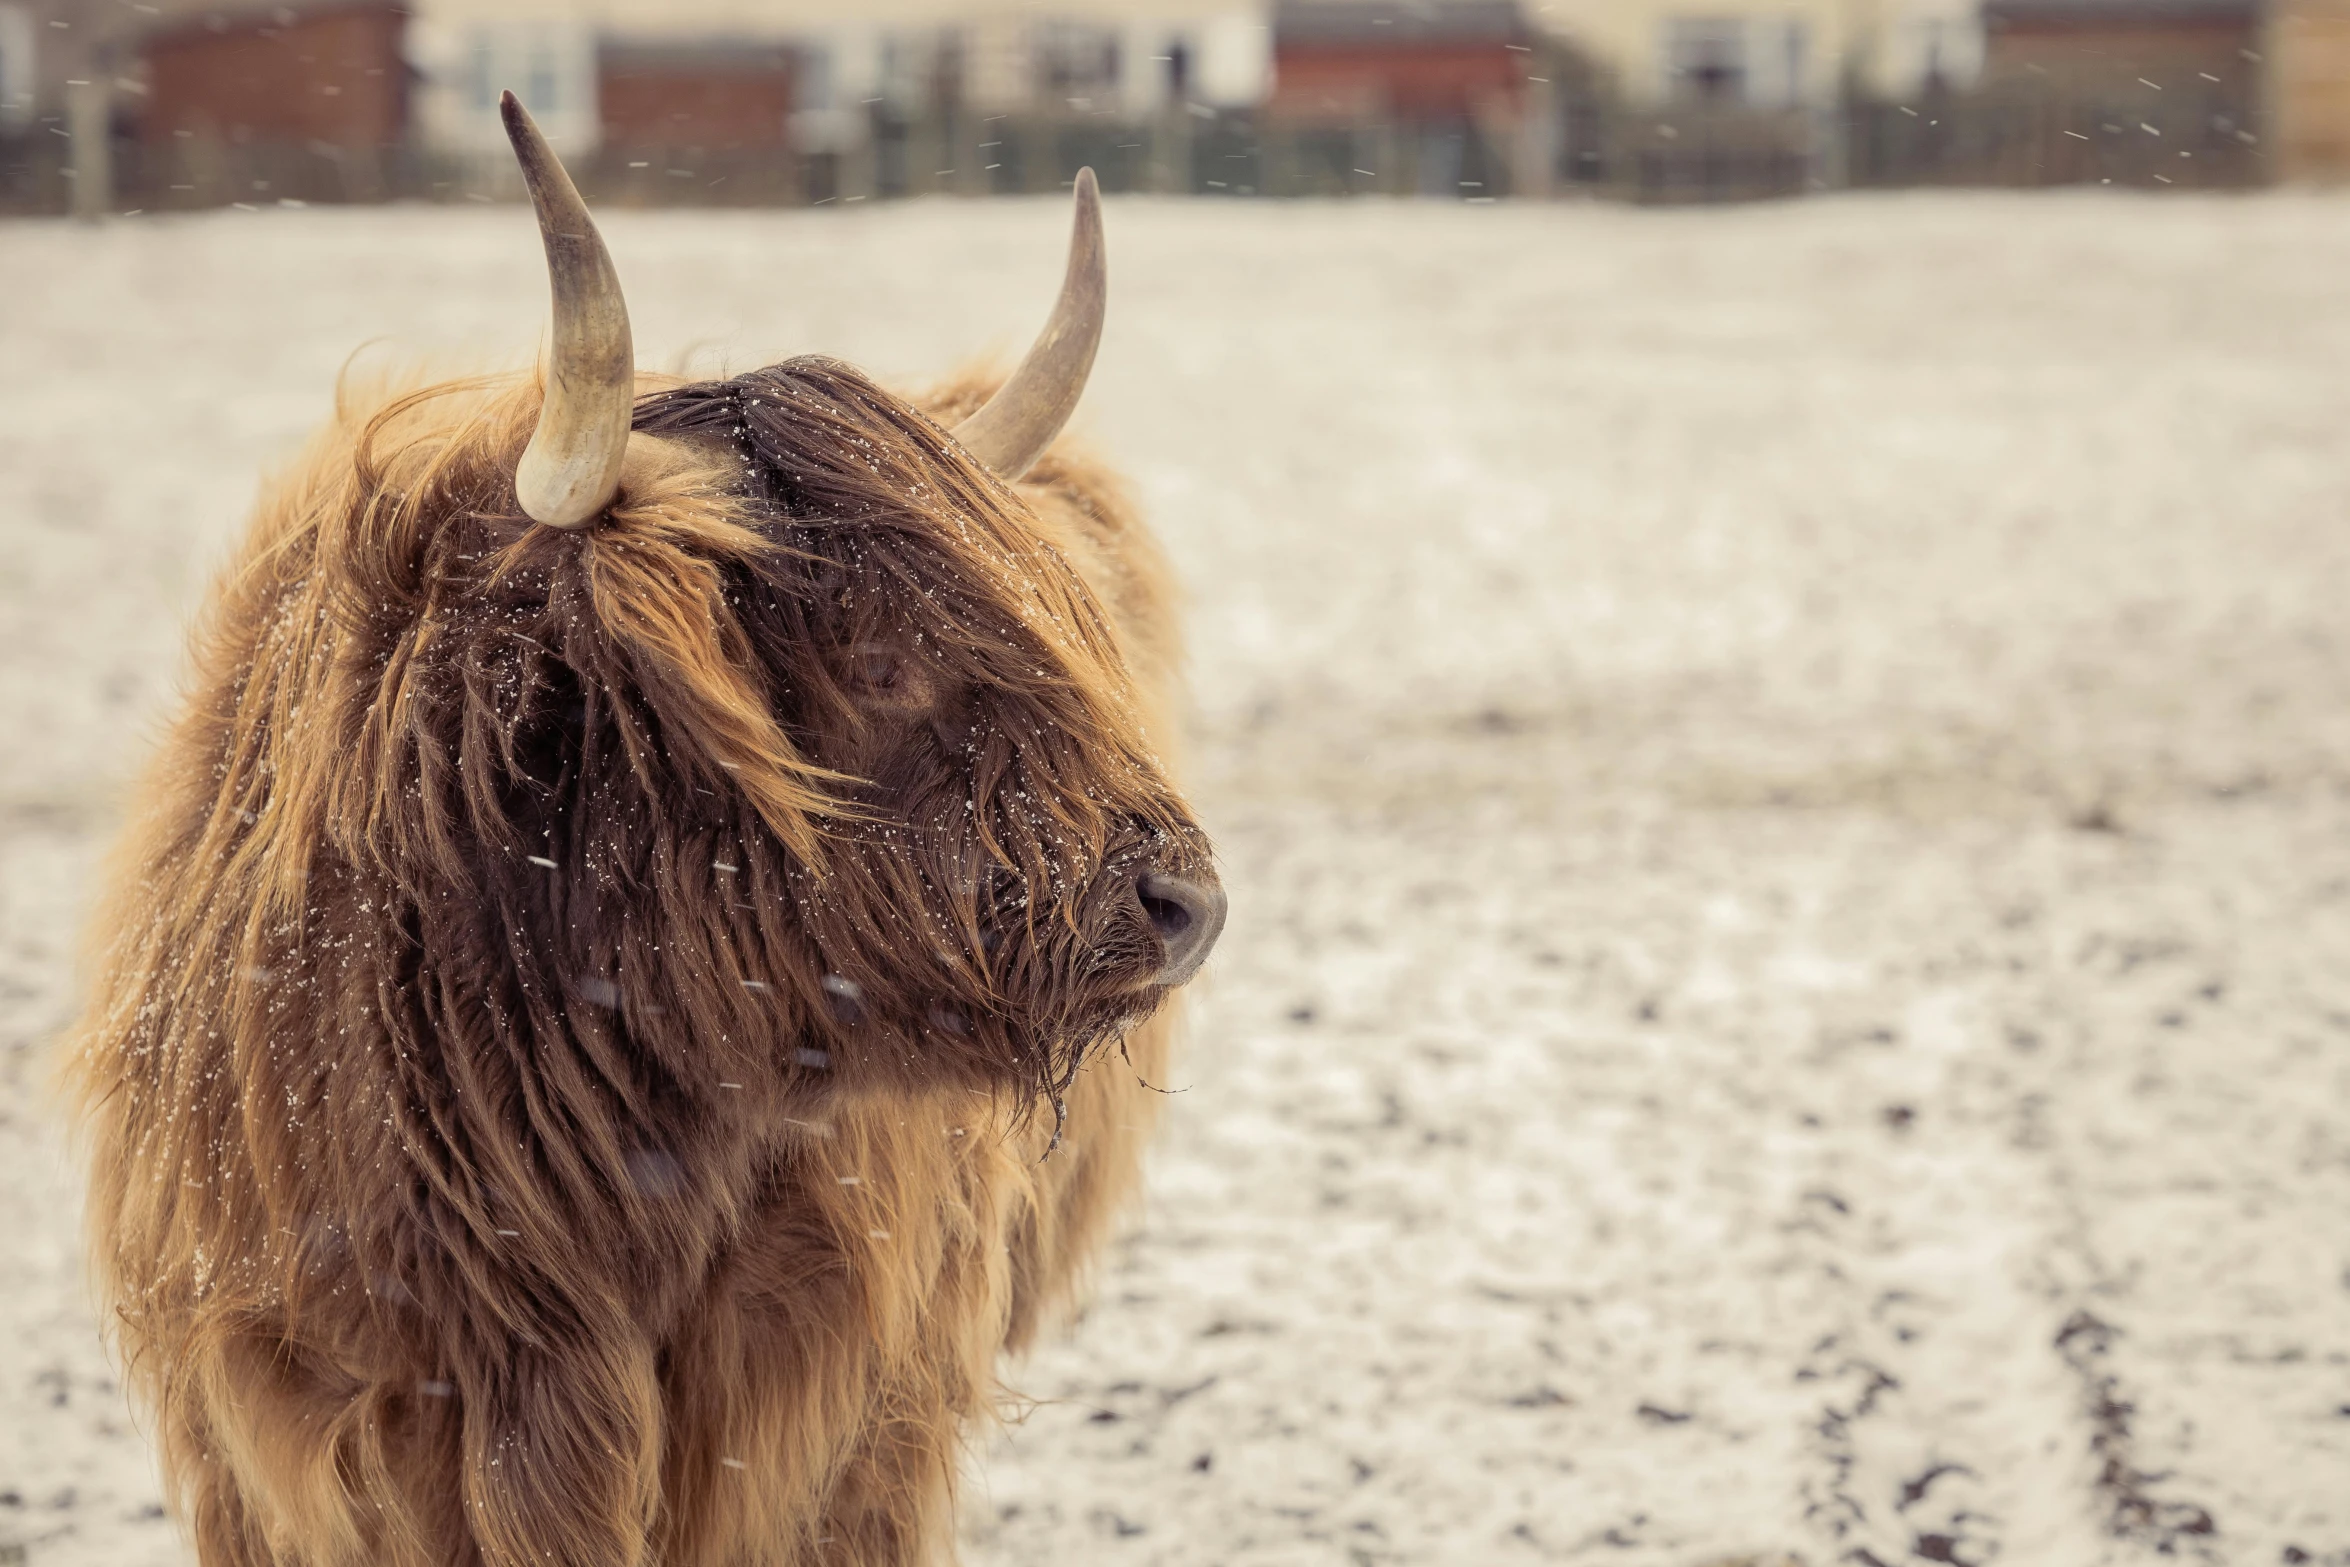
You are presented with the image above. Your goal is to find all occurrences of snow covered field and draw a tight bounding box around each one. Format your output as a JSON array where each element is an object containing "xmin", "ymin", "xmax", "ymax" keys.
[{"xmin": 3, "ymin": 190, "xmax": 2348, "ymax": 1566}]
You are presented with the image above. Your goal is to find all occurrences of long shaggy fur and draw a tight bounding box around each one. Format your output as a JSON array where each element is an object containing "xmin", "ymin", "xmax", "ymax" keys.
[{"xmin": 62, "ymin": 355, "xmax": 1212, "ymax": 1566}]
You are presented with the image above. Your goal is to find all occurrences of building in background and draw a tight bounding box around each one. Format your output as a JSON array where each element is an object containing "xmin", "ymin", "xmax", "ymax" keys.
[
  {"xmin": 1267, "ymin": 1, "xmax": 1536, "ymax": 195},
  {"xmin": 0, "ymin": 0, "xmax": 1279, "ymax": 209},
  {"xmin": 1531, "ymin": 0, "xmax": 1982, "ymax": 110},
  {"xmin": 6, "ymin": 0, "xmax": 2334, "ymax": 209},
  {"xmin": 760, "ymin": 7, "xmax": 1270, "ymax": 197},
  {"xmin": 1870, "ymin": 0, "xmax": 1992, "ymax": 92},
  {"xmin": 402, "ymin": 0, "xmax": 1270, "ymax": 195},
  {"xmin": 2268, "ymin": 0, "xmax": 2350, "ymax": 179},
  {"xmin": 1271, "ymin": 1, "xmax": 1530, "ymax": 125},
  {"xmin": 1824, "ymin": 0, "xmax": 2259, "ymax": 188},
  {"xmin": 1510, "ymin": 0, "xmax": 1985, "ymax": 199},
  {"xmin": 133, "ymin": 0, "xmax": 410, "ymax": 203},
  {"xmin": 140, "ymin": 3, "xmax": 409, "ymax": 143},
  {"xmin": 597, "ymin": 34, "xmax": 795, "ymax": 192},
  {"xmin": 1982, "ymin": 0, "xmax": 2256, "ymax": 88},
  {"xmin": 1964, "ymin": 0, "xmax": 2260, "ymax": 184},
  {"xmin": 410, "ymin": 12, "xmax": 597, "ymax": 157}
]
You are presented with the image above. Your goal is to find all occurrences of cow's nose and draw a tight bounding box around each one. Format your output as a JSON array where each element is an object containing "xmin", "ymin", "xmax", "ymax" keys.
[{"xmin": 1135, "ymin": 871, "xmax": 1227, "ymax": 987}]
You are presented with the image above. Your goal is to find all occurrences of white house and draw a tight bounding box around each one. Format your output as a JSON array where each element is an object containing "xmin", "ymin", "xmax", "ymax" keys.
[
  {"xmin": 1530, "ymin": 0, "xmax": 1982, "ymax": 109},
  {"xmin": 409, "ymin": 12, "xmax": 601, "ymax": 155},
  {"xmin": 403, "ymin": 0, "xmax": 1273, "ymax": 160}
]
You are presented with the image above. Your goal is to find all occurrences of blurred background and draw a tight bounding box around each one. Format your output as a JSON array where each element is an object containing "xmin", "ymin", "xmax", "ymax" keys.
[
  {"xmin": 6, "ymin": 4, "xmax": 2350, "ymax": 1567},
  {"xmin": 9, "ymin": 0, "xmax": 2350, "ymax": 214}
]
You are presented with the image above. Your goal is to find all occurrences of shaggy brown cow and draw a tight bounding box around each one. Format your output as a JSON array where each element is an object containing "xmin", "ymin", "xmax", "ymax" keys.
[{"xmin": 63, "ymin": 96, "xmax": 1224, "ymax": 1567}]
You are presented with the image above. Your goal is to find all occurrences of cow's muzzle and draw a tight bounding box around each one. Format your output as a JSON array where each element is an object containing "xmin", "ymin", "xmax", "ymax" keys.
[{"xmin": 1133, "ymin": 871, "xmax": 1227, "ymax": 988}]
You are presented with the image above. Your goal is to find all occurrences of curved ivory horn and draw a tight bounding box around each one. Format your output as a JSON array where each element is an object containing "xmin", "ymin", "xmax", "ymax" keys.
[
  {"xmin": 953, "ymin": 167, "xmax": 1105, "ymax": 481},
  {"xmin": 502, "ymin": 91, "xmax": 633, "ymax": 529}
]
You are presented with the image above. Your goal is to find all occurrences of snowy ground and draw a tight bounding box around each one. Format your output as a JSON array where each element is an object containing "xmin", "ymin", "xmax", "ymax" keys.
[{"xmin": 3, "ymin": 191, "xmax": 2348, "ymax": 1567}]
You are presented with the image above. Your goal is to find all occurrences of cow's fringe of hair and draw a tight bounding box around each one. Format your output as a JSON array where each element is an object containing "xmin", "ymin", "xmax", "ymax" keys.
[{"xmin": 62, "ymin": 358, "xmax": 1199, "ymax": 1567}]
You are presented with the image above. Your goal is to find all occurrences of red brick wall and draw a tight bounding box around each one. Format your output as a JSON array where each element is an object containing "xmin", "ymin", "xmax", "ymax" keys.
[
  {"xmin": 599, "ymin": 62, "xmax": 794, "ymax": 152},
  {"xmin": 1984, "ymin": 16, "xmax": 2258, "ymax": 90},
  {"xmin": 1272, "ymin": 44, "xmax": 1525, "ymax": 121},
  {"xmin": 141, "ymin": 4, "xmax": 409, "ymax": 148}
]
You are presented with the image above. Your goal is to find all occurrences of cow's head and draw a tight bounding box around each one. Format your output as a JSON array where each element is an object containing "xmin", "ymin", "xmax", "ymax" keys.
[{"xmin": 283, "ymin": 97, "xmax": 1221, "ymax": 1113}]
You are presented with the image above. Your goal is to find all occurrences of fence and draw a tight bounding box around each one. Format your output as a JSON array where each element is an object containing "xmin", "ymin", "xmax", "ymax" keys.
[
  {"xmin": 1846, "ymin": 81, "xmax": 2263, "ymax": 190},
  {"xmin": 0, "ymin": 78, "xmax": 2270, "ymax": 218},
  {"xmin": 1565, "ymin": 106, "xmax": 1819, "ymax": 203}
]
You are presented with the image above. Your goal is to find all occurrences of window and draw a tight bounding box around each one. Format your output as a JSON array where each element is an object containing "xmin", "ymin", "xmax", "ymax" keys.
[
  {"xmin": 1744, "ymin": 19, "xmax": 1810, "ymax": 108},
  {"xmin": 469, "ymin": 38, "xmax": 495, "ymax": 109},
  {"xmin": 0, "ymin": 5, "xmax": 29, "ymax": 133},
  {"xmin": 453, "ymin": 26, "xmax": 593, "ymax": 146},
  {"xmin": 1036, "ymin": 21, "xmax": 1119, "ymax": 101},
  {"xmin": 527, "ymin": 45, "xmax": 557, "ymax": 113},
  {"xmin": 798, "ymin": 42, "xmax": 835, "ymax": 111},
  {"xmin": 1666, "ymin": 18, "xmax": 1747, "ymax": 104}
]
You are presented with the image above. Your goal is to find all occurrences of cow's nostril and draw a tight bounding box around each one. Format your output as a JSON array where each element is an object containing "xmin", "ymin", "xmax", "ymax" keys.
[
  {"xmin": 1135, "ymin": 872, "xmax": 1227, "ymax": 987},
  {"xmin": 1139, "ymin": 886, "xmax": 1192, "ymax": 940}
]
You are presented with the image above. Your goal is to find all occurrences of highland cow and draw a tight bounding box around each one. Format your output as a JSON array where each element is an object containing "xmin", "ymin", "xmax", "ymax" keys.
[{"xmin": 63, "ymin": 96, "xmax": 1224, "ymax": 1567}]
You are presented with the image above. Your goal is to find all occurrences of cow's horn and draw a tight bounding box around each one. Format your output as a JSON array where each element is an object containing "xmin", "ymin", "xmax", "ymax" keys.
[
  {"xmin": 953, "ymin": 167, "xmax": 1106, "ymax": 482},
  {"xmin": 502, "ymin": 91, "xmax": 633, "ymax": 530}
]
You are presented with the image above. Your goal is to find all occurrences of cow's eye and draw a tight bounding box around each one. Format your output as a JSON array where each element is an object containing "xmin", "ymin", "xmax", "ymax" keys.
[{"xmin": 847, "ymin": 642, "xmax": 936, "ymax": 716}]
